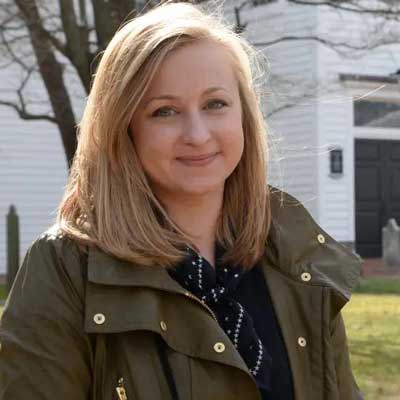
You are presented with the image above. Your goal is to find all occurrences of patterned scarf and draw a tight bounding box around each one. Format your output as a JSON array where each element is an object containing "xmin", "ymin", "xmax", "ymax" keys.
[{"xmin": 167, "ymin": 245, "xmax": 272, "ymax": 392}]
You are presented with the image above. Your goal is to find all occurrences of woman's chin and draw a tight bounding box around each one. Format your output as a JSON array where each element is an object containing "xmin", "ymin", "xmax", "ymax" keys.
[{"xmin": 173, "ymin": 180, "xmax": 225, "ymax": 197}]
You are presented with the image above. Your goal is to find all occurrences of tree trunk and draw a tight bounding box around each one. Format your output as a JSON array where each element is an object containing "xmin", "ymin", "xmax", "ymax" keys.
[
  {"xmin": 15, "ymin": 0, "xmax": 77, "ymax": 167},
  {"xmin": 59, "ymin": 0, "xmax": 92, "ymax": 93},
  {"xmin": 91, "ymin": 0, "xmax": 136, "ymax": 50}
]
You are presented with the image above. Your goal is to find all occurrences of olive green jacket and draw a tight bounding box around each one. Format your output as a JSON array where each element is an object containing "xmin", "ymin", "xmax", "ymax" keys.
[{"xmin": 0, "ymin": 188, "xmax": 364, "ymax": 400}]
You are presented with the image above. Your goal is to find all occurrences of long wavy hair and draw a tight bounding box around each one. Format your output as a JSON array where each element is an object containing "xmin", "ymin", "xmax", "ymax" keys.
[{"xmin": 57, "ymin": 0, "xmax": 272, "ymax": 270}]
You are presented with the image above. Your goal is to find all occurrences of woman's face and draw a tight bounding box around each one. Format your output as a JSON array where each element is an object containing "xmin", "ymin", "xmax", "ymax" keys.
[{"xmin": 130, "ymin": 40, "xmax": 244, "ymax": 198}]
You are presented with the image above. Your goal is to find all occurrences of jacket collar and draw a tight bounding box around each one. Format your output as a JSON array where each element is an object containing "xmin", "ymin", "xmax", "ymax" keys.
[
  {"xmin": 264, "ymin": 187, "xmax": 363, "ymax": 302},
  {"xmin": 87, "ymin": 186, "xmax": 363, "ymax": 303},
  {"xmin": 87, "ymin": 246, "xmax": 181, "ymax": 292}
]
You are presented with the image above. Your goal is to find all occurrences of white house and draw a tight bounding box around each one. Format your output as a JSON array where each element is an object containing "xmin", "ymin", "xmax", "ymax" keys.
[
  {"xmin": 1, "ymin": 0, "xmax": 399, "ymax": 275},
  {"xmin": 223, "ymin": 0, "xmax": 400, "ymax": 257}
]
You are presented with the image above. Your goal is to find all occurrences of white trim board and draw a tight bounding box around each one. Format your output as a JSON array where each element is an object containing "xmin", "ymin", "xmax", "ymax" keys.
[{"xmin": 354, "ymin": 127, "xmax": 400, "ymax": 140}]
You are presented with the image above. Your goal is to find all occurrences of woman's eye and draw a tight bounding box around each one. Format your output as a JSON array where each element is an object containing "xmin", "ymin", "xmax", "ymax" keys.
[
  {"xmin": 207, "ymin": 100, "xmax": 227, "ymax": 109},
  {"xmin": 152, "ymin": 100, "xmax": 227, "ymax": 118},
  {"xmin": 152, "ymin": 107, "xmax": 177, "ymax": 118}
]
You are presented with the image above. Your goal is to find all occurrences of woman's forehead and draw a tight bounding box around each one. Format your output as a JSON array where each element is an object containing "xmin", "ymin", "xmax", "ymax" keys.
[{"xmin": 144, "ymin": 41, "xmax": 238, "ymax": 99}]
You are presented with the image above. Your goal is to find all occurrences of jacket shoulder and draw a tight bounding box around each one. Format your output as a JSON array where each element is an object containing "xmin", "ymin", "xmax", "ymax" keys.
[
  {"xmin": 17, "ymin": 225, "xmax": 88, "ymax": 306},
  {"xmin": 266, "ymin": 185, "xmax": 364, "ymax": 302},
  {"xmin": 0, "ymin": 226, "xmax": 93, "ymax": 399}
]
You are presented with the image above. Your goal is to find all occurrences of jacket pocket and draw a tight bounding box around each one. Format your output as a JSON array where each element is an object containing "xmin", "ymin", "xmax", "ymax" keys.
[
  {"xmin": 91, "ymin": 334, "xmax": 136, "ymax": 400},
  {"xmin": 91, "ymin": 330, "xmax": 192, "ymax": 400}
]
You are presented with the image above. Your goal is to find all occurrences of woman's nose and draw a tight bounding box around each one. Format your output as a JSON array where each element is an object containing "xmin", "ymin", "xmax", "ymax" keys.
[{"xmin": 182, "ymin": 112, "xmax": 212, "ymax": 145}]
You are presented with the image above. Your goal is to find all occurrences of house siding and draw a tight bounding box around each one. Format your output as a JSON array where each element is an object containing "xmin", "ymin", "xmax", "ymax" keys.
[
  {"xmin": 0, "ymin": 69, "xmax": 69, "ymax": 275},
  {"xmin": 222, "ymin": 0, "xmax": 320, "ymax": 217},
  {"xmin": 315, "ymin": 4, "xmax": 400, "ymax": 244}
]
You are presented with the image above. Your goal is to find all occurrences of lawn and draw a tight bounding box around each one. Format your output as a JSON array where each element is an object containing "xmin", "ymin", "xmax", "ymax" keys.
[
  {"xmin": 343, "ymin": 278, "xmax": 400, "ymax": 400},
  {"xmin": 0, "ymin": 284, "xmax": 7, "ymax": 301},
  {"xmin": 0, "ymin": 278, "xmax": 399, "ymax": 399}
]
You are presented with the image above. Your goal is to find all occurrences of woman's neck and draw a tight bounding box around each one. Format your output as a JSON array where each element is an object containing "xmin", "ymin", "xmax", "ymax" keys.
[{"xmin": 156, "ymin": 187, "xmax": 224, "ymax": 268}]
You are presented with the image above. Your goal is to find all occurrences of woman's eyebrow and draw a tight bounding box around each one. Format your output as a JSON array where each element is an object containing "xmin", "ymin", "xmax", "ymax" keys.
[{"xmin": 143, "ymin": 86, "xmax": 229, "ymax": 108}]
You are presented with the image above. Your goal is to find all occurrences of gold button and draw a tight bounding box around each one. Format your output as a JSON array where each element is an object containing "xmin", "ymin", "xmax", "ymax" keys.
[
  {"xmin": 317, "ymin": 234, "xmax": 325, "ymax": 244},
  {"xmin": 93, "ymin": 313, "xmax": 106, "ymax": 325},
  {"xmin": 160, "ymin": 321, "xmax": 167, "ymax": 331},
  {"xmin": 301, "ymin": 272, "xmax": 312, "ymax": 282},
  {"xmin": 298, "ymin": 337, "xmax": 307, "ymax": 347},
  {"xmin": 213, "ymin": 342, "xmax": 225, "ymax": 353}
]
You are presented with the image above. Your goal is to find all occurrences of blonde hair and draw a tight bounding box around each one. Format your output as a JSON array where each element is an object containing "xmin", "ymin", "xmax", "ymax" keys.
[{"xmin": 57, "ymin": 0, "xmax": 271, "ymax": 270}]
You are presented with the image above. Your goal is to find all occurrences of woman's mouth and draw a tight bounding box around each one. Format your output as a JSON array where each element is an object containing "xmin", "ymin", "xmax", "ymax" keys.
[{"xmin": 176, "ymin": 152, "xmax": 220, "ymax": 166}]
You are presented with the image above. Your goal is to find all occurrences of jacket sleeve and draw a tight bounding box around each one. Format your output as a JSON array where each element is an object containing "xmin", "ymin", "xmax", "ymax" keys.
[
  {"xmin": 0, "ymin": 234, "xmax": 93, "ymax": 399},
  {"xmin": 331, "ymin": 312, "xmax": 364, "ymax": 400}
]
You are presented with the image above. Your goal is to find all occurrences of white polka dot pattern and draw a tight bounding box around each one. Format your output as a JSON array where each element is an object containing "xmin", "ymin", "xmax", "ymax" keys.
[
  {"xmin": 233, "ymin": 303, "xmax": 244, "ymax": 348},
  {"xmin": 167, "ymin": 245, "xmax": 272, "ymax": 391}
]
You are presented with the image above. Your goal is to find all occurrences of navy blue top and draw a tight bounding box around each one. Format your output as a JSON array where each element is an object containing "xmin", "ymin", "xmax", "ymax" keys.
[
  {"xmin": 212, "ymin": 245, "xmax": 294, "ymax": 400},
  {"xmin": 230, "ymin": 263, "xmax": 295, "ymax": 399}
]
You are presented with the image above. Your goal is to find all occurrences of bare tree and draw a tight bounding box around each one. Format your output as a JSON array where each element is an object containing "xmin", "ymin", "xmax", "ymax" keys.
[
  {"xmin": 0, "ymin": 0, "xmax": 140, "ymax": 166},
  {"xmin": 1, "ymin": 0, "xmax": 400, "ymax": 167}
]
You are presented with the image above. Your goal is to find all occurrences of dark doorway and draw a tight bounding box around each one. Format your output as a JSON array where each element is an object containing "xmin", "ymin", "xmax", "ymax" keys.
[{"xmin": 355, "ymin": 139, "xmax": 400, "ymax": 257}]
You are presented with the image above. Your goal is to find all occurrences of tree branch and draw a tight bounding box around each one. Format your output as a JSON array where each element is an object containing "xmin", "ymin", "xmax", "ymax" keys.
[
  {"xmin": 0, "ymin": 68, "xmax": 56, "ymax": 122},
  {"xmin": 287, "ymin": 0, "xmax": 400, "ymax": 17},
  {"xmin": 0, "ymin": 99, "xmax": 57, "ymax": 122},
  {"xmin": 253, "ymin": 34, "xmax": 400, "ymax": 56},
  {"xmin": 0, "ymin": 27, "xmax": 31, "ymax": 70}
]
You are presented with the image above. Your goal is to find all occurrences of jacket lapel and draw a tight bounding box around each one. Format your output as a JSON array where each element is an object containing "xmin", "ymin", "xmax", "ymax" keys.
[
  {"xmin": 265, "ymin": 187, "xmax": 363, "ymax": 311},
  {"xmin": 259, "ymin": 187, "xmax": 363, "ymax": 399},
  {"xmin": 260, "ymin": 261, "xmax": 324, "ymax": 400}
]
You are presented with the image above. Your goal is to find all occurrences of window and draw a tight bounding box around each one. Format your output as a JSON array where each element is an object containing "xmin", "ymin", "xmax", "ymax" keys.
[{"xmin": 354, "ymin": 100, "xmax": 400, "ymax": 128}]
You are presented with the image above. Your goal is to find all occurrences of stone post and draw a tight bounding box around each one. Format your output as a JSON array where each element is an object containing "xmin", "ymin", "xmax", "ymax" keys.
[
  {"xmin": 382, "ymin": 218, "xmax": 400, "ymax": 267},
  {"xmin": 7, "ymin": 205, "xmax": 20, "ymax": 293}
]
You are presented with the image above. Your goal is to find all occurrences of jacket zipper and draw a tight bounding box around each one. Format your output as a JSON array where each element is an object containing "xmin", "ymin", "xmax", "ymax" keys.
[
  {"xmin": 183, "ymin": 291, "xmax": 218, "ymax": 322},
  {"xmin": 116, "ymin": 377, "xmax": 128, "ymax": 400}
]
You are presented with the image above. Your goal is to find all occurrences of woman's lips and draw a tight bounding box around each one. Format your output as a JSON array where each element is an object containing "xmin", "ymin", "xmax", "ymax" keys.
[{"xmin": 176, "ymin": 152, "xmax": 220, "ymax": 166}]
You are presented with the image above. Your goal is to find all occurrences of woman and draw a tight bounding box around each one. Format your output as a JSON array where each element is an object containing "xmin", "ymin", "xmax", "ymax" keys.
[{"xmin": 0, "ymin": 1, "xmax": 363, "ymax": 399}]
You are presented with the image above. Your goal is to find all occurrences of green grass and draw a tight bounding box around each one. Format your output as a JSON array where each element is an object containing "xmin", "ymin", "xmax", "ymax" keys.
[
  {"xmin": 0, "ymin": 284, "xmax": 7, "ymax": 301},
  {"xmin": 0, "ymin": 279, "xmax": 399, "ymax": 399},
  {"xmin": 344, "ymin": 293, "xmax": 400, "ymax": 400},
  {"xmin": 354, "ymin": 277, "xmax": 400, "ymax": 295}
]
